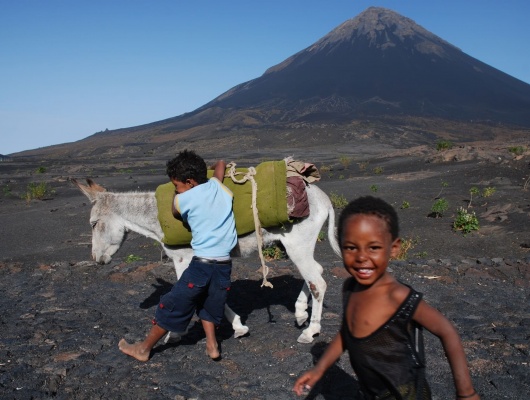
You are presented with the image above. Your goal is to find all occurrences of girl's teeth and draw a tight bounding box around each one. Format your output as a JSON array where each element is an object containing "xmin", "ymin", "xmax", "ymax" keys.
[{"xmin": 359, "ymin": 269, "xmax": 373, "ymax": 274}]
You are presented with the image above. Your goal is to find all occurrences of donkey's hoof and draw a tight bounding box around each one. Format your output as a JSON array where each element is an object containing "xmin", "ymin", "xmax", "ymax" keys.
[
  {"xmin": 295, "ymin": 312, "xmax": 309, "ymax": 326},
  {"xmin": 233, "ymin": 326, "xmax": 249, "ymax": 338},
  {"xmin": 297, "ymin": 331, "xmax": 315, "ymax": 344},
  {"xmin": 163, "ymin": 332, "xmax": 182, "ymax": 344}
]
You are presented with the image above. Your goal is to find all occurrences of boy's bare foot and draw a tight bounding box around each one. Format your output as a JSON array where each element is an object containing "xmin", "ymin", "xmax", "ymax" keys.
[
  {"xmin": 205, "ymin": 342, "xmax": 221, "ymax": 361},
  {"xmin": 118, "ymin": 338, "xmax": 150, "ymax": 362}
]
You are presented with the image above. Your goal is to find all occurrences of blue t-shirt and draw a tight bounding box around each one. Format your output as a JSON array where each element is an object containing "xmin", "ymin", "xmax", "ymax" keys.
[{"xmin": 173, "ymin": 177, "xmax": 237, "ymax": 258}]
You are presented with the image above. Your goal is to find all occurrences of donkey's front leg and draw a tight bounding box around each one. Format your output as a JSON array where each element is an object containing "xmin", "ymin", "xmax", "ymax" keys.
[{"xmin": 224, "ymin": 304, "xmax": 249, "ymax": 338}]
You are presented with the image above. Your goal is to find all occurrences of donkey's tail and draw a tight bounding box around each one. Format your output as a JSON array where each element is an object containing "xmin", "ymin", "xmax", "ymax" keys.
[{"xmin": 327, "ymin": 201, "xmax": 342, "ymax": 259}]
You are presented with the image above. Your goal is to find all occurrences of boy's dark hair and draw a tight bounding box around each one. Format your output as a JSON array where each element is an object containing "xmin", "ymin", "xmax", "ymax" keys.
[
  {"xmin": 337, "ymin": 196, "xmax": 399, "ymax": 244},
  {"xmin": 166, "ymin": 150, "xmax": 208, "ymax": 184}
]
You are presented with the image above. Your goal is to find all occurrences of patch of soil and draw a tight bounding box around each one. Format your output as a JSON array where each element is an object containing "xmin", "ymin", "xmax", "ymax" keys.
[{"xmin": 0, "ymin": 144, "xmax": 529, "ymax": 399}]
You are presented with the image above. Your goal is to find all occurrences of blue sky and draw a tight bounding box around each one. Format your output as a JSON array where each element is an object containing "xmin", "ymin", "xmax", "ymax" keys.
[{"xmin": 1, "ymin": 0, "xmax": 529, "ymax": 155}]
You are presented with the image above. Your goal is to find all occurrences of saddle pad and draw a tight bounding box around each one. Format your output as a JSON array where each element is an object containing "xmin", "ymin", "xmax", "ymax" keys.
[{"xmin": 156, "ymin": 160, "xmax": 288, "ymax": 245}]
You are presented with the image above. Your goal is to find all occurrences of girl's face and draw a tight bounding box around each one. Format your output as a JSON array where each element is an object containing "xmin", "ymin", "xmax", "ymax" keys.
[{"xmin": 341, "ymin": 214, "xmax": 401, "ymax": 286}]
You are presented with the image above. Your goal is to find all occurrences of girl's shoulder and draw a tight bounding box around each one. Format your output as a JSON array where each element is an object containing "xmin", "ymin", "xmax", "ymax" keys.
[{"xmin": 388, "ymin": 280, "xmax": 416, "ymax": 307}]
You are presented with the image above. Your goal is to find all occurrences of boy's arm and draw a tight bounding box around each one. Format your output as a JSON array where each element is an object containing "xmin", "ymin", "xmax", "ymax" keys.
[
  {"xmin": 171, "ymin": 193, "xmax": 182, "ymax": 220},
  {"xmin": 212, "ymin": 160, "xmax": 227, "ymax": 183},
  {"xmin": 413, "ymin": 300, "xmax": 480, "ymax": 399},
  {"xmin": 293, "ymin": 331, "xmax": 345, "ymax": 396}
]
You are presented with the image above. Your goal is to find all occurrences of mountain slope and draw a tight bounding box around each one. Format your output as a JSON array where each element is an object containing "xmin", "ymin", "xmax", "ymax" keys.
[{"xmin": 15, "ymin": 7, "xmax": 530, "ymax": 159}]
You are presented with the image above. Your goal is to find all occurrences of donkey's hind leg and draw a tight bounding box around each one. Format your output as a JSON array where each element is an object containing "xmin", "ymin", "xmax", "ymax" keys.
[
  {"xmin": 297, "ymin": 270, "xmax": 326, "ymax": 344},
  {"xmin": 284, "ymin": 240, "xmax": 327, "ymax": 343},
  {"xmin": 295, "ymin": 283, "xmax": 310, "ymax": 326},
  {"xmin": 224, "ymin": 304, "xmax": 249, "ymax": 338}
]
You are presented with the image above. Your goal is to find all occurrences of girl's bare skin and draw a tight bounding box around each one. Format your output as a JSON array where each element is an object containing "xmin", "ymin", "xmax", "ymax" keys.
[{"xmin": 293, "ymin": 206, "xmax": 479, "ymax": 399}]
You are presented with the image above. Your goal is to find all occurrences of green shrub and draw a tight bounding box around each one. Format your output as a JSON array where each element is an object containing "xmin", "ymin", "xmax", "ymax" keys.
[
  {"xmin": 430, "ymin": 198, "xmax": 448, "ymax": 218},
  {"xmin": 508, "ymin": 146, "xmax": 524, "ymax": 156},
  {"xmin": 400, "ymin": 201, "xmax": 410, "ymax": 209},
  {"xmin": 453, "ymin": 207, "xmax": 479, "ymax": 234},
  {"xmin": 339, "ymin": 156, "xmax": 353, "ymax": 168},
  {"xmin": 468, "ymin": 187, "xmax": 480, "ymax": 208},
  {"xmin": 436, "ymin": 140, "xmax": 453, "ymax": 151},
  {"xmin": 262, "ymin": 245, "xmax": 286, "ymax": 260},
  {"xmin": 25, "ymin": 182, "xmax": 54, "ymax": 201},
  {"xmin": 392, "ymin": 237, "xmax": 417, "ymax": 260},
  {"xmin": 125, "ymin": 254, "xmax": 143, "ymax": 263},
  {"xmin": 358, "ymin": 161, "xmax": 369, "ymax": 171},
  {"xmin": 370, "ymin": 185, "xmax": 378, "ymax": 193},
  {"xmin": 36, "ymin": 166, "xmax": 47, "ymax": 174},
  {"xmin": 482, "ymin": 187, "xmax": 496, "ymax": 198},
  {"xmin": 435, "ymin": 180, "xmax": 448, "ymax": 198},
  {"xmin": 3, "ymin": 185, "xmax": 11, "ymax": 197},
  {"xmin": 373, "ymin": 166, "xmax": 384, "ymax": 174},
  {"xmin": 330, "ymin": 191, "xmax": 348, "ymax": 208}
]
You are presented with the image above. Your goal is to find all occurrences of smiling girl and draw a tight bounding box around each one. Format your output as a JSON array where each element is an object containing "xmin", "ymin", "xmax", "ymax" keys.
[{"xmin": 293, "ymin": 196, "xmax": 479, "ymax": 400}]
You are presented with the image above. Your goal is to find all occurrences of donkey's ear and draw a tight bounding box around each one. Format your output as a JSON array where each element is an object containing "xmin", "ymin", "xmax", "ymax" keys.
[
  {"xmin": 86, "ymin": 179, "xmax": 107, "ymax": 193},
  {"xmin": 70, "ymin": 177, "xmax": 102, "ymax": 203}
]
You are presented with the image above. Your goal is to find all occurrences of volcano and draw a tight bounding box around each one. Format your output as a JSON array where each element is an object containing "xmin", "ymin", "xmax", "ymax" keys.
[
  {"xmin": 15, "ymin": 7, "xmax": 530, "ymax": 159},
  {"xmin": 199, "ymin": 6, "xmax": 530, "ymax": 125}
]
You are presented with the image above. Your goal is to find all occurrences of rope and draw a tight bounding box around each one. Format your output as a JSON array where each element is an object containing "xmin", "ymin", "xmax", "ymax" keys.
[{"xmin": 225, "ymin": 162, "xmax": 273, "ymax": 288}]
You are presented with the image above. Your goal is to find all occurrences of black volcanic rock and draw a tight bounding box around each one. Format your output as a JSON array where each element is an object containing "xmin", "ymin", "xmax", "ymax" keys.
[{"xmin": 203, "ymin": 7, "xmax": 530, "ymax": 125}]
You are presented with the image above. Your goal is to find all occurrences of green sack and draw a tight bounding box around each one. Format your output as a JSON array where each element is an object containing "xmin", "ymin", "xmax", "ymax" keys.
[{"xmin": 156, "ymin": 160, "xmax": 288, "ymax": 245}]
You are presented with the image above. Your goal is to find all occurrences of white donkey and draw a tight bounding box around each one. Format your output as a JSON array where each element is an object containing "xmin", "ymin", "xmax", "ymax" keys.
[{"xmin": 72, "ymin": 178, "xmax": 341, "ymax": 343}]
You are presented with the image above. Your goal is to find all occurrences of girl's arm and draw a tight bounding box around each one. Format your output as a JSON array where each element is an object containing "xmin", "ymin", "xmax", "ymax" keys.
[
  {"xmin": 293, "ymin": 331, "xmax": 345, "ymax": 396},
  {"xmin": 413, "ymin": 300, "xmax": 480, "ymax": 399}
]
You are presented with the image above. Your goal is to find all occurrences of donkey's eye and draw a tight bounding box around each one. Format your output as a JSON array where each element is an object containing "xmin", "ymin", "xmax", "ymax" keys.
[{"xmin": 90, "ymin": 221, "xmax": 97, "ymax": 229}]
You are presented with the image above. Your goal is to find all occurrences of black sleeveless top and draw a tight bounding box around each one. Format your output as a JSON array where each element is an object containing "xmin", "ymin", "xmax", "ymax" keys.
[{"xmin": 341, "ymin": 278, "xmax": 432, "ymax": 399}]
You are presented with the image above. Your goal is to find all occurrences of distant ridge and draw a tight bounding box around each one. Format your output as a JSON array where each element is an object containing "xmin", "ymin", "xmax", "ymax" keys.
[{"xmin": 13, "ymin": 7, "xmax": 530, "ymax": 159}]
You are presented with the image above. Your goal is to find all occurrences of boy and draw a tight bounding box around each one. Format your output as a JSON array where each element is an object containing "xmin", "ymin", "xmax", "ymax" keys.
[
  {"xmin": 119, "ymin": 150, "xmax": 237, "ymax": 361},
  {"xmin": 293, "ymin": 196, "xmax": 479, "ymax": 399}
]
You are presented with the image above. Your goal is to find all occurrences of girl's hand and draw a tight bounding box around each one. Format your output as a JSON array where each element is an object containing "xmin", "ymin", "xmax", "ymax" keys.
[
  {"xmin": 456, "ymin": 389, "xmax": 480, "ymax": 399},
  {"xmin": 292, "ymin": 370, "xmax": 320, "ymax": 396}
]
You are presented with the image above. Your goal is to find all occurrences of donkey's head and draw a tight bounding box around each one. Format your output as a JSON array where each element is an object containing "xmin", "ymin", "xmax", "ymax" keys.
[{"xmin": 72, "ymin": 178, "xmax": 127, "ymax": 264}]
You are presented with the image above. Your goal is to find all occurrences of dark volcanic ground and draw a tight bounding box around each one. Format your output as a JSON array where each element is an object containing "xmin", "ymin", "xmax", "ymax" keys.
[{"xmin": 1, "ymin": 144, "xmax": 529, "ymax": 399}]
